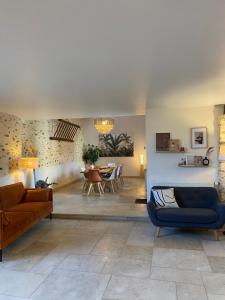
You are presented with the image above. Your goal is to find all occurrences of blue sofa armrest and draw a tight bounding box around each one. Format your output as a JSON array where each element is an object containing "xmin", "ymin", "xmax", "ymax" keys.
[
  {"xmin": 216, "ymin": 203, "xmax": 225, "ymax": 217},
  {"xmin": 212, "ymin": 202, "xmax": 225, "ymax": 229},
  {"xmin": 147, "ymin": 200, "xmax": 159, "ymax": 226}
]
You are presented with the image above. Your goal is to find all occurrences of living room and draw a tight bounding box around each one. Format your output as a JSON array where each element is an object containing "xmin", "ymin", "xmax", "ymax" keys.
[{"xmin": 1, "ymin": 1, "xmax": 225, "ymax": 299}]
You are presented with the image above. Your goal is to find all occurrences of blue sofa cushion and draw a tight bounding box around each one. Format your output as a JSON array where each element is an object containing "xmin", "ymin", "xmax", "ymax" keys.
[
  {"xmin": 174, "ymin": 187, "xmax": 218, "ymax": 209},
  {"xmin": 156, "ymin": 207, "xmax": 218, "ymax": 224}
]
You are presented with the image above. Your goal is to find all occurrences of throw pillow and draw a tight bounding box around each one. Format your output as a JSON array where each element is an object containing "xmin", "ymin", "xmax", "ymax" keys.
[
  {"xmin": 24, "ymin": 189, "xmax": 50, "ymax": 202},
  {"xmin": 152, "ymin": 188, "xmax": 178, "ymax": 208}
]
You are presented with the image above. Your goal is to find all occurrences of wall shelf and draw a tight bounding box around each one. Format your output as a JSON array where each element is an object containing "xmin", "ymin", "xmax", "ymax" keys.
[
  {"xmin": 156, "ymin": 151, "xmax": 186, "ymax": 153},
  {"xmin": 178, "ymin": 164, "xmax": 209, "ymax": 168}
]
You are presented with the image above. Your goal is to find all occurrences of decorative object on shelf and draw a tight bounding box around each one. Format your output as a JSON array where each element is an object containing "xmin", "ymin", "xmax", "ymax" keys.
[
  {"xmin": 82, "ymin": 144, "xmax": 101, "ymax": 166},
  {"xmin": 99, "ymin": 133, "xmax": 134, "ymax": 157},
  {"xmin": 156, "ymin": 133, "xmax": 185, "ymax": 153},
  {"xmin": 50, "ymin": 119, "xmax": 80, "ymax": 142},
  {"xmin": 178, "ymin": 155, "xmax": 206, "ymax": 167},
  {"xmin": 202, "ymin": 157, "xmax": 209, "ymax": 166},
  {"xmin": 191, "ymin": 127, "xmax": 208, "ymax": 149},
  {"xmin": 169, "ymin": 139, "xmax": 180, "ymax": 152},
  {"xmin": 94, "ymin": 118, "xmax": 114, "ymax": 134},
  {"xmin": 202, "ymin": 147, "xmax": 214, "ymax": 166},
  {"xmin": 156, "ymin": 133, "xmax": 170, "ymax": 151},
  {"xmin": 20, "ymin": 157, "xmax": 39, "ymax": 188},
  {"xmin": 35, "ymin": 177, "xmax": 57, "ymax": 189}
]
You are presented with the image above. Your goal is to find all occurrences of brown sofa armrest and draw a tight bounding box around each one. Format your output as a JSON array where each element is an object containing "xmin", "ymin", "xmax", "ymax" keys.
[
  {"xmin": 24, "ymin": 189, "xmax": 53, "ymax": 202},
  {"xmin": 0, "ymin": 211, "xmax": 3, "ymax": 248}
]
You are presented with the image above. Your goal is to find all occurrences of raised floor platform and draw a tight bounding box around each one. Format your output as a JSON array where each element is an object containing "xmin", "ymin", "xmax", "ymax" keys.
[{"xmin": 53, "ymin": 177, "xmax": 148, "ymax": 221}]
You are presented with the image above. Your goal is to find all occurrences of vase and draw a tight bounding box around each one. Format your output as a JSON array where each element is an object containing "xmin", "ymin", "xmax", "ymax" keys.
[{"xmin": 202, "ymin": 157, "xmax": 209, "ymax": 166}]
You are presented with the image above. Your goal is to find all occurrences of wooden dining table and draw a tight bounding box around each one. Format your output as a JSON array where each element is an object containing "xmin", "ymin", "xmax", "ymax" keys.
[{"xmin": 80, "ymin": 166, "xmax": 114, "ymax": 175}]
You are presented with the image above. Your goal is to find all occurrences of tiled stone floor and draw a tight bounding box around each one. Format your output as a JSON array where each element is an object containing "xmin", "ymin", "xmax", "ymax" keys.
[
  {"xmin": 53, "ymin": 177, "xmax": 147, "ymax": 220},
  {"xmin": 1, "ymin": 218, "xmax": 225, "ymax": 299}
]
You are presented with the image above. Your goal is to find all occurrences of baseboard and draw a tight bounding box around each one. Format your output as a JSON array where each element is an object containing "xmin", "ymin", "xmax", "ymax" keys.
[
  {"xmin": 52, "ymin": 178, "xmax": 82, "ymax": 191},
  {"xmin": 52, "ymin": 213, "xmax": 148, "ymax": 222}
]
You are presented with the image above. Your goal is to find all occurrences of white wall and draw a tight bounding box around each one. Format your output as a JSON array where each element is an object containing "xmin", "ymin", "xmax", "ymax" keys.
[
  {"xmin": 82, "ymin": 116, "xmax": 146, "ymax": 176},
  {"xmin": 146, "ymin": 106, "xmax": 217, "ymax": 195}
]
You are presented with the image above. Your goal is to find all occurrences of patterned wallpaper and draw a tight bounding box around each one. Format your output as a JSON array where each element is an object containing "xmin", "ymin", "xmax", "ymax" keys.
[
  {"xmin": 0, "ymin": 113, "xmax": 23, "ymax": 175},
  {"xmin": 0, "ymin": 113, "xmax": 84, "ymax": 177}
]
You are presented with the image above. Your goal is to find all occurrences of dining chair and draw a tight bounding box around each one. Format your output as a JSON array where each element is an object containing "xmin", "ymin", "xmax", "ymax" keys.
[
  {"xmin": 86, "ymin": 169, "xmax": 104, "ymax": 196},
  {"xmin": 114, "ymin": 165, "xmax": 122, "ymax": 188},
  {"xmin": 103, "ymin": 167, "xmax": 117, "ymax": 192},
  {"xmin": 119, "ymin": 164, "xmax": 124, "ymax": 185},
  {"xmin": 82, "ymin": 171, "xmax": 90, "ymax": 194}
]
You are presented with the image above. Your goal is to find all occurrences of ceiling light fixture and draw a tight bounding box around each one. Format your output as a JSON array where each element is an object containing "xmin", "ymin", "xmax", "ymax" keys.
[{"xmin": 94, "ymin": 118, "xmax": 114, "ymax": 134}]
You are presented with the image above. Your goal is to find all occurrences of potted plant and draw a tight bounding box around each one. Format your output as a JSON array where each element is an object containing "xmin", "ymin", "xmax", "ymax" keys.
[{"xmin": 82, "ymin": 144, "xmax": 101, "ymax": 167}]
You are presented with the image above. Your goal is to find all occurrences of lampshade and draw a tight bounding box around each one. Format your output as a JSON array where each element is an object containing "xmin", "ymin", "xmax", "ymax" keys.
[
  {"xmin": 139, "ymin": 154, "xmax": 144, "ymax": 165},
  {"xmin": 20, "ymin": 157, "xmax": 39, "ymax": 169},
  {"xmin": 94, "ymin": 118, "xmax": 114, "ymax": 134}
]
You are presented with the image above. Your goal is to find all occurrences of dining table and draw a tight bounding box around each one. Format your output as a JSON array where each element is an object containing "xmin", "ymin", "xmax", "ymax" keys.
[{"xmin": 80, "ymin": 166, "xmax": 114, "ymax": 176}]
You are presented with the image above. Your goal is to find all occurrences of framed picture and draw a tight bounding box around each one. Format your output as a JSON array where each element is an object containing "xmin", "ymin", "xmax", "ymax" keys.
[
  {"xmin": 191, "ymin": 127, "xmax": 208, "ymax": 149},
  {"xmin": 169, "ymin": 139, "xmax": 180, "ymax": 152},
  {"xmin": 156, "ymin": 133, "xmax": 170, "ymax": 152},
  {"xmin": 99, "ymin": 133, "xmax": 134, "ymax": 157}
]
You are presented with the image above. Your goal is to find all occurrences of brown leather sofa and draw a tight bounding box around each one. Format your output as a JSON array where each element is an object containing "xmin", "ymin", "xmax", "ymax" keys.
[{"xmin": 0, "ymin": 182, "xmax": 53, "ymax": 261}]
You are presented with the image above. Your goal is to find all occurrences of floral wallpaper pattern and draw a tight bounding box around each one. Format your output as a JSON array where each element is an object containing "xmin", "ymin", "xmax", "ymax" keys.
[{"xmin": 0, "ymin": 113, "xmax": 84, "ymax": 177}]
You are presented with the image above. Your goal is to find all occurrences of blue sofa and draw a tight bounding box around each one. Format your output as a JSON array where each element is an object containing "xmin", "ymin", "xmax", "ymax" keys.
[{"xmin": 147, "ymin": 186, "xmax": 225, "ymax": 240}]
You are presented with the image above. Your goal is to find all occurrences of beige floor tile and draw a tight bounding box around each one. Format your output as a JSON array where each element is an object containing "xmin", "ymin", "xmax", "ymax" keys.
[
  {"xmin": 57, "ymin": 254, "xmax": 108, "ymax": 273},
  {"xmin": 91, "ymin": 234, "xmax": 127, "ymax": 256},
  {"xmin": 201, "ymin": 272, "xmax": 225, "ymax": 295},
  {"xmin": 120, "ymin": 245, "xmax": 153, "ymax": 260},
  {"xmin": 152, "ymin": 248, "xmax": 211, "ymax": 272},
  {"xmin": 103, "ymin": 275, "xmax": 176, "ymax": 300},
  {"xmin": 176, "ymin": 283, "xmax": 207, "ymax": 300},
  {"xmin": 201, "ymin": 240, "xmax": 225, "ymax": 257},
  {"xmin": 127, "ymin": 225, "xmax": 154, "ymax": 247},
  {"xmin": 103, "ymin": 257, "xmax": 151, "ymax": 278},
  {"xmin": 0, "ymin": 296, "xmax": 29, "ymax": 300},
  {"xmin": 0, "ymin": 269, "xmax": 46, "ymax": 298},
  {"xmin": 154, "ymin": 234, "xmax": 203, "ymax": 250},
  {"xmin": 150, "ymin": 267, "xmax": 202, "ymax": 285},
  {"xmin": 2, "ymin": 241, "xmax": 58, "ymax": 272},
  {"xmin": 207, "ymin": 294, "xmax": 225, "ymax": 300},
  {"xmin": 31, "ymin": 269, "xmax": 110, "ymax": 300},
  {"xmin": 207, "ymin": 256, "xmax": 225, "ymax": 273}
]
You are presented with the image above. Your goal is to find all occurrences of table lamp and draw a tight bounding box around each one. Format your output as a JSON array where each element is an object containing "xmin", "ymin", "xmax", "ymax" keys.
[{"xmin": 20, "ymin": 157, "xmax": 39, "ymax": 188}]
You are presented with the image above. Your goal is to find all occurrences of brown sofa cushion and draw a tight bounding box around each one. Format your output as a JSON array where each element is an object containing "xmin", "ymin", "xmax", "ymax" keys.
[
  {"xmin": 24, "ymin": 189, "xmax": 50, "ymax": 203},
  {"xmin": 7, "ymin": 202, "xmax": 52, "ymax": 218},
  {"xmin": 0, "ymin": 182, "xmax": 25, "ymax": 210}
]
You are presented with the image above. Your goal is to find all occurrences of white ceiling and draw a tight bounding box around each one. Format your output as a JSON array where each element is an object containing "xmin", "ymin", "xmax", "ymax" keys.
[{"xmin": 0, "ymin": 0, "xmax": 225, "ymax": 119}]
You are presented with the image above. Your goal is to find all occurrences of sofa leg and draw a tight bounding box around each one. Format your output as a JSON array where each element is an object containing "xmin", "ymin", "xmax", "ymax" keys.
[
  {"xmin": 213, "ymin": 230, "xmax": 219, "ymax": 241},
  {"xmin": 0, "ymin": 249, "xmax": 2, "ymax": 262},
  {"xmin": 155, "ymin": 226, "xmax": 160, "ymax": 238},
  {"xmin": 49, "ymin": 213, "xmax": 52, "ymax": 220}
]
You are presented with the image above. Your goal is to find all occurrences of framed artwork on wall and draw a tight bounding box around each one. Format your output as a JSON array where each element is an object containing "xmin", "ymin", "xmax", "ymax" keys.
[
  {"xmin": 156, "ymin": 133, "xmax": 170, "ymax": 151},
  {"xmin": 191, "ymin": 127, "xmax": 208, "ymax": 149},
  {"xmin": 99, "ymin": 133, "xmax": 134, "ymax": 157}
]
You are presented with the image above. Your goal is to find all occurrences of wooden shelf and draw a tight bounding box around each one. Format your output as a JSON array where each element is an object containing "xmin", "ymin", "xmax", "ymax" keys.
[
  {"xmin": 178, "ymin": 164, "xmax": 209, "ymax": 168},
  {"xmin": 156, "ymin": 151, "xmax": 186, "ymax": 153}
]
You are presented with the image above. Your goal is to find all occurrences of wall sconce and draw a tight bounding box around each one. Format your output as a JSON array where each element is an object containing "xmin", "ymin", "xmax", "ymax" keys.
[
  {"xmin": 20, "ymin": 157, "xmax": 39, "ymax": 188},
  {"xmin": 139, "ymin": 153, "xmax": 145, "ymax": 178}
]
